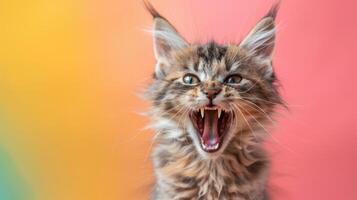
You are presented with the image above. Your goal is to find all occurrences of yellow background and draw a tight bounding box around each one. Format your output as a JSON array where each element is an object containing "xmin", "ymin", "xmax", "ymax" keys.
[{"xmin": 0, "ymin": 0, "xmax": 155, "ymax": 199}]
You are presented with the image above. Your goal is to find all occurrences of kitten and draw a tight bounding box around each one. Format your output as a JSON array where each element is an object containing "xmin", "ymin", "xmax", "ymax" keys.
[{"xmin": 144, "ymin": 1, "xmax": 283, "ymax": 200}]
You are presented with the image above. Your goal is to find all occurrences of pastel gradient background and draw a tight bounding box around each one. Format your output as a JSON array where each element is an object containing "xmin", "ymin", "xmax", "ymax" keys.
[{"xmin": 1, "ymin": 0, "xmax": 357, "ymax": 199}]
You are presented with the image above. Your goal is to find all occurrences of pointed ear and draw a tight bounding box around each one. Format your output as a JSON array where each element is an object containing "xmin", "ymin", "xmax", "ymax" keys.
[
  {"xmin": 144, "ymin": 1, "xmax": 188, "ymax": 78},
  {"xmin": 239, "ymin": 4, "xmax": 279, "ymax": 59},
  {"xmin": 152, "ymin": 18, "xmax": 188, "ymax": 60}
]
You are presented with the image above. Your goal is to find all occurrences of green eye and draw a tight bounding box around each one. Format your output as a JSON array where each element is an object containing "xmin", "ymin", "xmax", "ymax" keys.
[
  {"xmin": 183, "ymin": 74, "xmax": 200, "ymax": 85},
  {"xmin": 225, "ymin": 75, "xmax": 242, "ymax": 85}
]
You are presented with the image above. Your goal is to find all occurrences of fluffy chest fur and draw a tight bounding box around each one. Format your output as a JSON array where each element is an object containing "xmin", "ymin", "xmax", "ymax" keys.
[{"xmin": 152, "ymin": 129, "xmax": 269, "ymax": 200}]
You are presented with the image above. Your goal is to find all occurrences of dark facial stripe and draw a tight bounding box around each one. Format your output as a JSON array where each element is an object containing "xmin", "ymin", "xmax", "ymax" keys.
[{"xmin": 197, "ymin": 41, "xmax": 227, "ymax": 64}]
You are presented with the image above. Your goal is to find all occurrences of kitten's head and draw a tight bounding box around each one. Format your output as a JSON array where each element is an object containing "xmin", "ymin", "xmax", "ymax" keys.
[{"xmin": 145, "ymin": 2, "xmax": 282, "ymax": 158}]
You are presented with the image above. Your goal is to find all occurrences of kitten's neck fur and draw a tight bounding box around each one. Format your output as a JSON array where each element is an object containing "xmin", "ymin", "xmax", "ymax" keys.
[{"xmin": 152, "ymin": 128, "xmax": 269, "ymax": 200}]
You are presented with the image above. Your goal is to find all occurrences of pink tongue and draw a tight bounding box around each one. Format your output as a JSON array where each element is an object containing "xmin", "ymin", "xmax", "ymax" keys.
[{"xmin": 202, "ymin": 110, "xmax": 219, "ymax": 148}]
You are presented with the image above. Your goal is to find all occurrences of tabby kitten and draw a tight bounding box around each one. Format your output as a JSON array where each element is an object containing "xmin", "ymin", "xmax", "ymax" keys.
[{"xmin": 144, "ymin": 2, "xmax": 282, "ymax": 200}]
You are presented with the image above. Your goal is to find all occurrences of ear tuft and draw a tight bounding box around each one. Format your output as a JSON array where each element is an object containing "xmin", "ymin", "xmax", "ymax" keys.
[
  {"xmin": 143, "ymin": 0, "xmax": 164, "ymax": 19},
  {"xmin": 263, "ymin": 1, "xmax": 280, "ymax": 20}
]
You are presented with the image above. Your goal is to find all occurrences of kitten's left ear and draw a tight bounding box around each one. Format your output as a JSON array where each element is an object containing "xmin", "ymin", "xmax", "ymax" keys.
[{"xmin": 239, "ymin": 3, "xmax": 279, "ymax": 60}]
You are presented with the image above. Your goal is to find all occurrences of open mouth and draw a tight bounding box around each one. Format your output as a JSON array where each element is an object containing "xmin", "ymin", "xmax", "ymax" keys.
[{"xmin": 190, "ymin": 106, "xmax": 231, "ymax": 153}]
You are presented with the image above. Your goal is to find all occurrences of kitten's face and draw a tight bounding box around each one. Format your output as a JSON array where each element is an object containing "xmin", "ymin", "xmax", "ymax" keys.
[{"xmin": 146, "ymin": 4, "xmax": 281, "ymax": 157}]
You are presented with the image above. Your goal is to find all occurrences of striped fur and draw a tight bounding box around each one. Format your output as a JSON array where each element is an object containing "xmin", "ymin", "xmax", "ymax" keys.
[{"xmin": 144, "ymin": 2, "xmax": 282, "ymax": 200}]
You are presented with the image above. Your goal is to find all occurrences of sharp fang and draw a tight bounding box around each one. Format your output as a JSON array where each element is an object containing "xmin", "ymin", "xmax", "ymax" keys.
[
  {"xmin": 218, "ymin": 109, "xmax": 222, "ymax": 118},
  {"xmin": 200, "ymin": 108, "xmax": 204, "ymax": 118}
]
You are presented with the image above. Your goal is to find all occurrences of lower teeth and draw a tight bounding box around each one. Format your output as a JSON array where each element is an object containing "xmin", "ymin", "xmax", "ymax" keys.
[{"xmin": 202, "ymin": 142, "xmax": 219, "ymax": 150}]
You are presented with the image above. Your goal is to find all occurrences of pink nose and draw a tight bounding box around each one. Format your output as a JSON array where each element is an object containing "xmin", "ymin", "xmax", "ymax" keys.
[
  {"xmin": 203, "ymin": 81, "xmax": 222, "ymax": 99},
  {"xmin": 203, "ymin": 89, "xmax": 221, "ymax": 99}
]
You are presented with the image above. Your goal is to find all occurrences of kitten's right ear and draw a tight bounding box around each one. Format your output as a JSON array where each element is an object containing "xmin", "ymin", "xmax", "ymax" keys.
[{"xmin": 144, "ymin": 1, "xmax": 188, "ymax": 78}]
